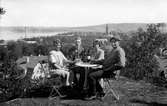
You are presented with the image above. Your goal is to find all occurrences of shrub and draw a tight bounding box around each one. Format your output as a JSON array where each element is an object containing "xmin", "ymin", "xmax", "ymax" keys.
[{"xmin": 122, "ymin": 24, "xmax": 166, "ymax": 82}]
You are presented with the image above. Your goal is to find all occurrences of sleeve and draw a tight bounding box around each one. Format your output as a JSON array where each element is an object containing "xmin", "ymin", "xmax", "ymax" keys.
[
  {"xmin": 49, "ymin": 54, "xmax": 56, "ymax": 63},
  {"xmin": 117, "ymin": 48, "xmax": 126, "ymax": 67},
  {"xmin": 60, "ymin": 52, "xmax": 68, "ymax": 62},
  {"xmin": 69, "ymin": 46, "xmax": 77, "ymax": 60},
  {"xmin": 97, "ymin": 50, "xmax": 105, "ymax": 60}
]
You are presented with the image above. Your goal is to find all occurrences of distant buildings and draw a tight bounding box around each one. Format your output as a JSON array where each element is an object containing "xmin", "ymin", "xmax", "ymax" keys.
[
  {"xmin": 18, "ymin": 39, "xmax": 37, "ymax": 44},
  {"xmin": 25, "ymin": 40, "xmax": 37, "ymax": 44}
]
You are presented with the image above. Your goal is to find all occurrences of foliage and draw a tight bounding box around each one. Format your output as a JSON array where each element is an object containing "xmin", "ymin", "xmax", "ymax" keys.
[
  {"xmin": 122, "ymin": 24, "xmax": 166, "ymax": 82},
  {"xmin": 0, "ymin": 59, "xmax": 26, "ymax": 102}
]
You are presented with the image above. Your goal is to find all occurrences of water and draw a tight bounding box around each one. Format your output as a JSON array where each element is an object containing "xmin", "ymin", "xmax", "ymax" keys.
[{"xmin": 0, "ymin": 31, "xmax": 66, "ymax": 40}]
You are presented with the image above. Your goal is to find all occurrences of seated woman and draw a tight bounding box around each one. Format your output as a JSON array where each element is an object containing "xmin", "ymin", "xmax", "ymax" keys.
[
  {"xmin": 85, "ymin": 40, "xmax": 105, "ymax": 95},
  {"xmin": 90, "ymin": 40, "xmax": 105, "ymax": 63},
  {"xmin": 48, "ymin": 39, "xmax": 73, "ymax": 86}
]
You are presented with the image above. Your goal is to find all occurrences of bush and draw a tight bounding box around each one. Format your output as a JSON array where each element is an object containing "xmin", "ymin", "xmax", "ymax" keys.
[{"xmin": 122, "ymin": 24, "xmax": 166, "ymax": 82}]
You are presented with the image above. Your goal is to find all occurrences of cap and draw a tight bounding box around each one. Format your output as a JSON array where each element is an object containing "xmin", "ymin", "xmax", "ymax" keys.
[{"xmin": 110, "ymin": 35, "xmax": 121, "ymax": 41}]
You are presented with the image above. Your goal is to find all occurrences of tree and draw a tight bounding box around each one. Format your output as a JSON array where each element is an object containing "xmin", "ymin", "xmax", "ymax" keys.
[{"xmin": 0, "ymin": 7, "xmax": 6, "ymax": 15}]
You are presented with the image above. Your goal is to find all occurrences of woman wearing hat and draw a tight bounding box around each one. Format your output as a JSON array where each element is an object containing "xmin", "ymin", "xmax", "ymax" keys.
[
  {"xmin": 83, "ymin": 40, "xmax": 105, "ymax": 96},
  {"xmin": 49, "ymin": 39, "xmax": 72, "ymax": 86},
  {"xmin": 91, "ymin": 40, "xmax": 105, "ymax": 62}
]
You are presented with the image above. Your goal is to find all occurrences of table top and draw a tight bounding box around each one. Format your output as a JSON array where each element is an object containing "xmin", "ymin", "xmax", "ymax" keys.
[{"xmin": 75, "ymin": 62, "xmax": 102, "ymax": 68}]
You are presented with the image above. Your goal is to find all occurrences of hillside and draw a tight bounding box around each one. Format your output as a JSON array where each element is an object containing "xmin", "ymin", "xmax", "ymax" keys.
[
  {"xmin": 70, "ymin": 23, "xmax": 148, "ymax": 32},
  {"xmin": 0, "ymin": 23, "xmax": 150, "ymax": 40},
  {"xmin": 0, "ymin": 23, "xmax": 148, "ymax": 33}
]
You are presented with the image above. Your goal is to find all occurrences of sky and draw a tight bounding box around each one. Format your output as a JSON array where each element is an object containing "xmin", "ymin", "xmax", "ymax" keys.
[{"xmin": 0, "ymin": 0, "xmax": 167, "ymax": 27}]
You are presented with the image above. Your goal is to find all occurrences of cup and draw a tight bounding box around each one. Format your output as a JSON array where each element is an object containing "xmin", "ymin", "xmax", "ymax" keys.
[
  {"xmin": 26, "ymin": 57, "xmax": 29, "ymax": 63},
  {"xmin": 87, "ymin": 56, "xmax": 91, "ymax": 60}
]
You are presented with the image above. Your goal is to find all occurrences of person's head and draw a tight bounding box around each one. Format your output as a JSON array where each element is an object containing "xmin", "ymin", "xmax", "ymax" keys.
[
  {"xmin": 75, "ymin": 37, "xmax": 82, "ymax": 47},
  {"xmin": 93, "ymin": 40, "xmax": 101, "ymax": 50},
  {"xmin": 53, "ymin": 39, "xmax": 61, "ymax": 51},
  {"xmin": 109, "ymin": 36, "xmax": 121, "ymax": 48}
]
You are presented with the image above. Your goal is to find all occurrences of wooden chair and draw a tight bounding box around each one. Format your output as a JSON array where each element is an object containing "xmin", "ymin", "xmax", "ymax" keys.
[{"xmin": 102, "ymin": 70, "xmax": 121, "ymax": 100}]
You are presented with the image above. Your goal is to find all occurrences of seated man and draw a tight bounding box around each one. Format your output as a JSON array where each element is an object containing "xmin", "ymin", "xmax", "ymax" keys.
[
  {"xmin": 49, "ymin": 39, "xmax": 73, "ymax": 86},
  {"xmin": 69, "ymin": 37, "xmax": 85, "ymax": 61},
  {"xmin": 87, "ymin": 35, "xmax": 126, "ymax": 99},
  {"xmin": 69, "ymin": 37, "xmax": 86, "ymax": 89}
]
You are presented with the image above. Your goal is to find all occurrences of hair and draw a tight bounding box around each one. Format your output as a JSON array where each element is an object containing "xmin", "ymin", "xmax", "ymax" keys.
[
  {"xmin": 93, "ymin": 40, "xmax": 101, "ymax": 47},
  {"xmin": 53, "ymin": 39, "xmax": 61, "ymax": 46},
  {"xmin": 76, "ymin": 36, "xmax": 81, "ymax": 41}
]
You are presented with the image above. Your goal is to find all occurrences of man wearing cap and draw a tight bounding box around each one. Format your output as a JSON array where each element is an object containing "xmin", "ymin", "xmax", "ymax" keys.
[
  {"xmin": 49, "ymin": 39, "xmax": 72, "ymax": 86},
  {"xmin": 87, "ymin": 35, "xmax": 126, "ymax": 99}
]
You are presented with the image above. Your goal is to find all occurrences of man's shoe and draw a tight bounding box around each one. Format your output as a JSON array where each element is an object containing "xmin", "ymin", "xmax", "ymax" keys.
[
  {"xmin": 99, "ymin": 92, "xmax": 105, "ymax": 97},
  {"xmin": 84, "ymin": 95, "xmax": 97, "ymax": 100}
]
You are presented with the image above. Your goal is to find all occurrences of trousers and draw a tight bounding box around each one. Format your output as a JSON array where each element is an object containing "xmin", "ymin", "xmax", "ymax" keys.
[{"xmin": 88, "ymin": 66, "xmax": 122, "ymax": 95}]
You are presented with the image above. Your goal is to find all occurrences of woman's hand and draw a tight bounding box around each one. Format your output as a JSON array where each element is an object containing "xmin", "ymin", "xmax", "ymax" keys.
[{"xmin": 53, "ymin": 63, "xmax": 62, "ymax": 69}]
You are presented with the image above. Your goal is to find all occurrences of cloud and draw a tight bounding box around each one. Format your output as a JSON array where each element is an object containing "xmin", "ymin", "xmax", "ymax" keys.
[{"xmin": 1, "ymin": 0, "xmax": 167, "ymax": 26}]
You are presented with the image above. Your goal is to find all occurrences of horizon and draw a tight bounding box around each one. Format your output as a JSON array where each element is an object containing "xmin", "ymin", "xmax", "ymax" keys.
[
  {"xmin": 0, "ymin": 22, "xmax": 166, "ymax": 27},
  {"xmin": 0, "ymin": 0, "xmax": 167, "ymax": 27}
]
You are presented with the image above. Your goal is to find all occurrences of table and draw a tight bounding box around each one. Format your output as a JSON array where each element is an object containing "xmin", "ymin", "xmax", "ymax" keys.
[{"xmin": 75, "ymin": 62, "xmax": 102, "ymax": 90}]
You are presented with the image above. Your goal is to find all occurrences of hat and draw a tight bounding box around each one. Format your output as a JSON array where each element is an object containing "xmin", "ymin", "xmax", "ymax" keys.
[
  {"xmin": 94, "ymin": 40, "xmax": 100, "ymax": 45},
  {"xmin": 110, "ymin": 35, "xmax": 121, "ymax": 41},
  {"xmin": 93, "ymin": 39, "xmax": 102, "ymax": 47},
  {"xmin": 53, "ymin": 39, "xmax": 61, "ymax": 46}
]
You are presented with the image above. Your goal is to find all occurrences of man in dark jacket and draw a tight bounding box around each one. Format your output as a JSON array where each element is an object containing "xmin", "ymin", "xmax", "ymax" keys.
[{"xmin": 87, "ymin": 35, "xmax": 126, "ymax": 99}]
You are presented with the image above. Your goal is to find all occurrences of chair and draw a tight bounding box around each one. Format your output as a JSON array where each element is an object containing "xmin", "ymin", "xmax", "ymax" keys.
[
  {"xmin": 102, "ymin": 70, "xmax": 121, "ymax": 100},
  {"xmin": 47, "ymin": 75, "xmax": 65, "ymax": 99},
  {"xmin": 39, "ymin": 62, "xmax": 65, "ymax": 99}
]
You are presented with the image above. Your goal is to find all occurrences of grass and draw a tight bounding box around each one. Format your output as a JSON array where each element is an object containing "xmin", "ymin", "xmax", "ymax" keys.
[{"xmin": 1, "ymin": 76, "xmax": 167, "ymax": 106}]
